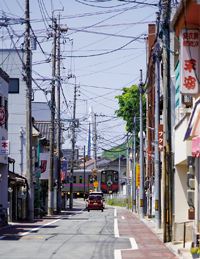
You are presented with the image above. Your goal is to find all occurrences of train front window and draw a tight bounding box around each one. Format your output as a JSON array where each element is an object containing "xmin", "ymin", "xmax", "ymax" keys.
[
  {"xmin": 107, "ymin": 175, "xmax": 112, "ymax": 181},
  {"xmin": 114, "ymin": 175, "xmax": 118, "ymax": 183},
  {"xmin": 101, "ymin": 172, "xmax": 106, "ymax": 183}
]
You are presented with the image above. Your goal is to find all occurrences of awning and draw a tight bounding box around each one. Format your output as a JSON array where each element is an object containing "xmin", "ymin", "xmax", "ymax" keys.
[
  {"xmin": 184, "ymin": 97, "xmax": 200, "ymax": 141},
  {"xmin": 8, "ymin": 171, "xmax": 27, "ymax": 184}
]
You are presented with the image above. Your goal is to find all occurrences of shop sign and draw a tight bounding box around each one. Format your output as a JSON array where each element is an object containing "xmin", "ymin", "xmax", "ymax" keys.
[
  {"xmin": 136, "ymin": 164, "xmax": 140, "ymax": 187},
  {"xmin": 158, "ymin": 124, "xmax": 163, "ymax": 152},
  {"xmin": 0, "ymin": 140, "xmax": 10, "ymax": 154},
  {"xmin": 180, "ymin": 29, "xmax": 199, "ymax": 95}
]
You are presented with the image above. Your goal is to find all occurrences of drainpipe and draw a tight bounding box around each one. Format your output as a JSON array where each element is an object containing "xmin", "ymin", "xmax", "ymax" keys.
[{"xmin": 19, "ymin": 129, "xmax": 23, "ymax": 176}]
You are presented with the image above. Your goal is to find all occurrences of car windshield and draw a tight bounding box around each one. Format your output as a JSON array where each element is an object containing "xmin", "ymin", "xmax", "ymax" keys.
[{"xmin": 89, "ymin": 196, "xmax": 101, "ymax": 201}]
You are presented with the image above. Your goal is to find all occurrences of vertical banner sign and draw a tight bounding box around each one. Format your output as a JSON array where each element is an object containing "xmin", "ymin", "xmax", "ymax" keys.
[
  {"xmin": 61, "ymin": 161, "xmax": 67, "ymax": 181},
  {"xmin": 180, "ymin": 29, "xmax": 199, "ymax": 95},
  {"xmin": 136, "ymin": 164, "xmax": 140, "ymax": 187},
  {"xmin": 158, "ymin": 124, "xmax": 163, "ymax": 152}
]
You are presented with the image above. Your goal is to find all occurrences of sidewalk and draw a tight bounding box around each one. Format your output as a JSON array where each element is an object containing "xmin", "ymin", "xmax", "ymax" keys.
[{"xmin": 139, "ymin": 215, "xmax": 193, "ymax": 259}]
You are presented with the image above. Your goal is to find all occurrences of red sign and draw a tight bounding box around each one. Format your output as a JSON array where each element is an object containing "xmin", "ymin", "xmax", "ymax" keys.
[
  {"xmin": 40, "ymin": 160, "xmax": 47, "ymax": 173},
  {"xmin": 61, "ymin": 172, "xmax": 66, "ymax": 181},
  {"xmin": 0, "ymin": 105, "xmax": 8, "ymax": 125},
  {"xmin": 158, "ymin": 124, "xmax": 163, "ymax": 152}
]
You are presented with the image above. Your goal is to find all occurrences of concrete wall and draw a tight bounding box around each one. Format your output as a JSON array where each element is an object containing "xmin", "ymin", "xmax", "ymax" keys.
[
  {"xmin": 0, "ymin": 50, "xmax": 27, "ymax": 176},
  {"xmin": 0, "ymin": 70, "xmax": 9, "ymax": 208}
]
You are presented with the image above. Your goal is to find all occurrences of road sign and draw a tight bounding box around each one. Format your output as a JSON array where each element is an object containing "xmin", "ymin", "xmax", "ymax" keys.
[
  {"xmin": 91, "ymin": 169, "xmax": 98, "ymax": 176},
  {"xmin": 93, "ymin": 181, "xmax": 99, "ymax": 188}
]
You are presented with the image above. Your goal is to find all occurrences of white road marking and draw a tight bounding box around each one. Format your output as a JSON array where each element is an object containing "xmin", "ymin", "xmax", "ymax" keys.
[
  {"xmin": 114, "ymin": 209, "xmax": 138, "ymax": 259},
  {"xmin": 20, "ymin": 218, "xmax": 61, "ymax": 236}
]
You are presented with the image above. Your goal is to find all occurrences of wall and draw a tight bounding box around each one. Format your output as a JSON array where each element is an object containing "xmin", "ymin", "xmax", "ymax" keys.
[{"xmin": 0, "ymin": 50, "xmax": 27, "ymax": 176}]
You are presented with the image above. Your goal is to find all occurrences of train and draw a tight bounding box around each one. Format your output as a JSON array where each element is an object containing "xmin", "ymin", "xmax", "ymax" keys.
[{"xmin": 62, "ymin": 169, "xmax": 119, "ymax": 198}]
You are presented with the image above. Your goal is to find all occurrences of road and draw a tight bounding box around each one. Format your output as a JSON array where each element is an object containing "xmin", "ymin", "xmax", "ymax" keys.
[{"xmin": 0, "ymin": 200, "xmax": 179, "ymax": 259}]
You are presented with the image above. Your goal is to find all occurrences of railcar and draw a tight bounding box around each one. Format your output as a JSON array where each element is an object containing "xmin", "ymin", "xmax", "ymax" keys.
[{"xmin": 61, "ymin": 169, "xmax": 119, "ymax": 198}]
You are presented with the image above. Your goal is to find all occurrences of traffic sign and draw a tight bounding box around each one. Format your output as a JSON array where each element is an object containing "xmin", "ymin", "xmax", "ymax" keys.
[{"xmin": 93, "ymin": 181, "xmax": 99, "ymax": 188}]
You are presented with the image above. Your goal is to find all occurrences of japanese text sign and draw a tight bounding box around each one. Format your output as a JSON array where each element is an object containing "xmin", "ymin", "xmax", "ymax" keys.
[
  {"xmin": 180, "ymin": 29, "xmax": 199, "ymax": 95},
  {"xmin": 136, "ymin": 164, "xmax": 140, "ymax": 187},
  {"xmin": 158, "ymin": 124, "xmax": 163, "ymax": 152},
  {"xmin": 0, "ymin": 140, "xmax": 9, "ymax": 154}
]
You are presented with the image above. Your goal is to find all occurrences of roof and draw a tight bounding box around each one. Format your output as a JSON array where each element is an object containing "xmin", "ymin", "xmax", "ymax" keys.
[
  {"xmin": 8, "ymin": 171, "xmax": 26, "ymax": 184},
  {"xmin": 35, "ymin": 121, "xmax": 51, "ymax": 141},
  {"xmin": 0, "ymin": 68, "xmax": 9, "ymax": 83}
]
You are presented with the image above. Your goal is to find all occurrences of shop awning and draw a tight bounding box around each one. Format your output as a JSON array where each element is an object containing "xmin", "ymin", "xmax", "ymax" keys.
[
  {"xmin": 8, "ymin": 171, "xmax": 27, "ymax": 185},
  {"xmin": 184, "ymin": 97, "xmax": 200, "ymax": 141}
]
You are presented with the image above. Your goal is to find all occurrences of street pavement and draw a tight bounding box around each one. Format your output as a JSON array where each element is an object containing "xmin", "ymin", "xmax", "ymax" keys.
[{"xmin": 0, "ymin": 201, "xmax": 192, "ymax": 259}]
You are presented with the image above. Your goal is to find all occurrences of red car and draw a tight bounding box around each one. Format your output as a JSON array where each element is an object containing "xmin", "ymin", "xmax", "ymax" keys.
[{"xmin": 87, "ymin": 195, "xmax": 104, "ymax": 212}]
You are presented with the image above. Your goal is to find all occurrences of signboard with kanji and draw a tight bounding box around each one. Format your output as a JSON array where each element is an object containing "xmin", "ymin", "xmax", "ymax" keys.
[
  {"xmin": 180, "ymin": 29, "xmax": 199, "ymax": 96},
  {"xmin": 158, "ymin": 124, "xmax": 163, "ymax": 152},
  {"xmin": 0, "ymin": 140, "xmax": 10, "ymax": 154},
  {"xmin": 136, "ymin": 164, "xmax": 140, "ymax": 187}
]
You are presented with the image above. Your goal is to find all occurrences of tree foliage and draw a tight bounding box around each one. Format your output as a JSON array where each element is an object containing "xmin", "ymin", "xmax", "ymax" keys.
[
  {"xmin": 102, "ymin": 144, "xmax": 127, "ymax": 160},
  {"xmin": 115, "ymin": 84, "xmax": 146, "ymax": 133}
]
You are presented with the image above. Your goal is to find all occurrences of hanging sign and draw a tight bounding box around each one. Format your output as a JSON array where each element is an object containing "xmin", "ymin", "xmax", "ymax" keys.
[
  {"xmin": 136, "ymin": 164, "xmax": 140, "ymax": 187},
  {"xmin": 180, "ymin": 29, "xmax": 199, "ymax": 95},
  {"xmin": 158, "ymin": 124, "xmax": 163, "ymax": 152}
]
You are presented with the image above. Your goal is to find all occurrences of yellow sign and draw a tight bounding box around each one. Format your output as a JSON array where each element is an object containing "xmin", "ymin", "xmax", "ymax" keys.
[
  {"xmin": 136, "ymin": 164, "xmax": 140, "ymax": 187},
  {"xmin": 93, "ymin": 181, "xmax": 99, "ymax": 188}
]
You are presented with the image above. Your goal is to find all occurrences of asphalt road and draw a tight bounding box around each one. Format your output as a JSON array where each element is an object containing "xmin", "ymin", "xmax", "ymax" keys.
[
  {"xmin": 0, "ymin": 200, "xmax": 179, "ymax": 259},
  {"xmin": 0, "ymin": 200, "xmax": 132, "ymax": 259}
]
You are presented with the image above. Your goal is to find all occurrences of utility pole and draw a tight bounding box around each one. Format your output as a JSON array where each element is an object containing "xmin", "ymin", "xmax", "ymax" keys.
[
  {"xmin": 94, "ymin": 113, "xmax": 97, "ymax": 170},
  {"xmin": 139, "ymin": 69, "xmax": 144, "ymax": 219},
  {"xmin": 25, "ymin": 0, "xmax": 34, "ymax": 222},
  {"xmin": 119, "ymin": 152, "xmax": 121, "ymax": 193},
  {"xmin": 155, "ymin": 11, "xmax": 161, "ymax": 229},
  {"xmin": 70, "ymin": 76, "xmax": 77, "ymax": 209},
  {"xmin": 84, "ymin": 145, "xmax": 86, "ymax": 200},
  {"xmin": 126, "ymin": 135, "xmax": 129, "ymax": 210},
  {"xmin": 56, "ymin": 14, "xmax": 61, "ymax": 213},
  {"xmin": 162, "ymin": 0, "xmax": 172, "ymax": 242},
  {"xmin": 48, "ymin": 17, "xmax": 57, "ymax": 216},
  {"xmin": 132, "ymin": 116, "xmax": 136, "ymax": 213}
]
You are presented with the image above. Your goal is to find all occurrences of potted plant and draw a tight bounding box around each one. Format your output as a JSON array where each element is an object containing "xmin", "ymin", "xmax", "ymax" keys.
[{"xmin": 191, "ymin": 247, "xmax": 200, "ymax": 258}]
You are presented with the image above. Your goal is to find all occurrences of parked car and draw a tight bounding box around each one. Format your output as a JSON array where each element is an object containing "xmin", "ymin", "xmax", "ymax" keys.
[{"xmin": 87, "ymin": 195, "xmax": 104, "ymax": 212}]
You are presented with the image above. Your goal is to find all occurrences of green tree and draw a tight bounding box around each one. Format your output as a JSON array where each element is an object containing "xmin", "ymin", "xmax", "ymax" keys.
[
  {"xmin": 115, "ymin": 84, "xmax": 146, "ymax": 133},
  {"xmin": 102, "ymin": 144, "xmax": 127, "ymax": 160}
]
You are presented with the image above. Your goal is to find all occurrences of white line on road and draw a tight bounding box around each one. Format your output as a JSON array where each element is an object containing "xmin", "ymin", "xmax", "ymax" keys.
[
  {"xmin": 20, "ymin": 218, "xmax": 61, "ymax": 236},
  {"xmin": 114, "ymin": 208, "xmax": 138, "ymax": 259}
]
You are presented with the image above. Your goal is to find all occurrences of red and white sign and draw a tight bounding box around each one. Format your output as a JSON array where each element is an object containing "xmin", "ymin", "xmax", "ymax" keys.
[
  {"xmin": 180, "ymin": 29, "xmax": 199, "ymax": 95},
  {"xmin": 0, "ymin": 140, "xmax": 10, "ymax": 154},
  {"xmin": 40, "ymin": 153, "xmax": 49, "ymax": 179}
]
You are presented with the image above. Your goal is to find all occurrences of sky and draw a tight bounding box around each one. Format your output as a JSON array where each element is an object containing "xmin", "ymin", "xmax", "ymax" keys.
[{"xmin": 0, "ymin": 0, "xmax": 158, "ymax": 156}]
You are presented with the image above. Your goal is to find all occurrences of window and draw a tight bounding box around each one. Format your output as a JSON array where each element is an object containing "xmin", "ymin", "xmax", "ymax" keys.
[
  {"xmin": 79, "ymin": 176, "xmax": 82, "ymax": 184},
  {"xmin": 73, "ymin": 176, "xmax": 76, "ymax": 183},
  {"xmin": 114, "ymin": 174, "xmax": 118, "ymax": 183},
  {"xmin": 101, "ymin": 172, "xmax": 106, "ymax": 183},
  {"xmin": 9, "ymin": 78, "xmax": 19, "ymax": 93}
]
